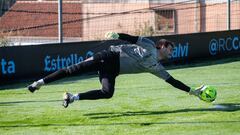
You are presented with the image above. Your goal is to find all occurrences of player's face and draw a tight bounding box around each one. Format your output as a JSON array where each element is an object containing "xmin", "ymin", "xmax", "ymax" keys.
[{"xmin": 159, "ymin": 45, "xmax": 173, "ymax": 59}]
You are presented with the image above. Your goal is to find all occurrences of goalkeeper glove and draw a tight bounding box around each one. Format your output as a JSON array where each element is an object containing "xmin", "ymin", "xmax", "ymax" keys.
[
  {"xmin": 105, "ymin": 32, "xmax": 119, "ymax": 39},
  {"xmin": 189, "ymin": 85, "xmax": 205, "ymax": 99}
]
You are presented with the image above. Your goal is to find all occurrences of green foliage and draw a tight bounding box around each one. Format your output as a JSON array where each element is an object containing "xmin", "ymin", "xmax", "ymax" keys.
[
  {"xmin": 134, "ymin": 21, "xmax": 154, "ymax": 36},
  {"xmin": 0, "ymin": 32, "xmax": 12, "ymax": 47},
  {"xmin": 0, "ymin": 36, "xmax": 10, "ymax": 47},
  {"xmin": 0, "ymin": 60, "xmax": 240, "ymax": 134}
]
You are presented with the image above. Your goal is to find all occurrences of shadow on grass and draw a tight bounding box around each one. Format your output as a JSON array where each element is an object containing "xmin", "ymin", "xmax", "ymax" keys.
[
  {"xmin": 0, "ymin": 99, "xmax": 62, "ymax": 106},
  {"xmin": 83, "ymin": 103, "xmax": 240, "ymax": 119},
  {"xmin": 0, "ymin": 120, "xmax": 240, "ymax": 128},
  {"xmin": 0, "ymin": 103, "xmax": 239, "ymax": 128}
]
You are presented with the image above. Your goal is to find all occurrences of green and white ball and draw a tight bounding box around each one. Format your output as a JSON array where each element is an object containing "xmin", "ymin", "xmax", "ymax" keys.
[{"xmin": 200, "ymin": 85, "xmax": 217, "ymax": 102}]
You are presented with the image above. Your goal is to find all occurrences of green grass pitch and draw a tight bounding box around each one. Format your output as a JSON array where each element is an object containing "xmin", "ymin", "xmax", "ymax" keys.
[{"xmin": 0, "ymin": 59, "xmax": 240, "ymax": 135}]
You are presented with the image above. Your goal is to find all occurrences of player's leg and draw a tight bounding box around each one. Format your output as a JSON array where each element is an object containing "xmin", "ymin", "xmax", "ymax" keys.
[
  {"xmin": 62, "ymin": 50, "xmax": 120, "ymax": 108},
  {"xmin": 62, "ymin": 74, "xmax": 116, "ymax": 108},
  {"xmin": 28, "ymin": 57, "xmax": 99, "ymax": 92},
  {"xmin": 80, "ymin": 74, "xmax": 116, "ymax": 99}
]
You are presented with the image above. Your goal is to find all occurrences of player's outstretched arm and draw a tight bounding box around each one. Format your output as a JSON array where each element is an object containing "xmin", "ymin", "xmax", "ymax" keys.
[
  {"xmin": 105, "ymin": 32, "xmax": 138, "ymax": 43},
  {"xmin": 118, "ymin": 33, "xmax": 139, "ymax": 44},
  {"xmin": 105, "ymin": 32, "xmax": 155, "ymax": 50},
  {"xmin": 165, "ymin": 76, "xmax": 217, "ymax": 102},
  {"xmin": 165, "ymin": 76, "xmax": 191, "ymax": 93}
]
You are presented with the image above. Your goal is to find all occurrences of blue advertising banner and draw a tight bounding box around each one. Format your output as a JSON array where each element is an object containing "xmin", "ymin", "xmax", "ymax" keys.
[{"xmin": 0, "ymin": 30, "xmax": 239, "ymax": 85}]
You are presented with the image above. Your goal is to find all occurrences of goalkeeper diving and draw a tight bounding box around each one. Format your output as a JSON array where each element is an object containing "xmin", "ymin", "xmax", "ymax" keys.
[{"xmin": 28, "ymin": 32, "xmax": 216, "ymax": 108}]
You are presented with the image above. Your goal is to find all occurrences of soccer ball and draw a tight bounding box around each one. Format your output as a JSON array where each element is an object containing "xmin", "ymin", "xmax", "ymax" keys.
[{"xmin": 200, "ymin": 85, "xmax": 217, "ymax": 102}]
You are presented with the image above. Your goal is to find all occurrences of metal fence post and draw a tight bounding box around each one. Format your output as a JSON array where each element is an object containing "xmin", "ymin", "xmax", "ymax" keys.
[
  {"xmin": 227, "ymin": 0, "xmax": 231, "ymax": 30},
  {"xmin": 58, "ymin": 0, "xmax": 63, "ymax": 43}
]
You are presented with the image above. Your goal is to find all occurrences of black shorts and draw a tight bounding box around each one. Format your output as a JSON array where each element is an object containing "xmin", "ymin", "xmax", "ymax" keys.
[{"xmin": 93, "ymin": 50, "xmax": 120, "ymax": 76}]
